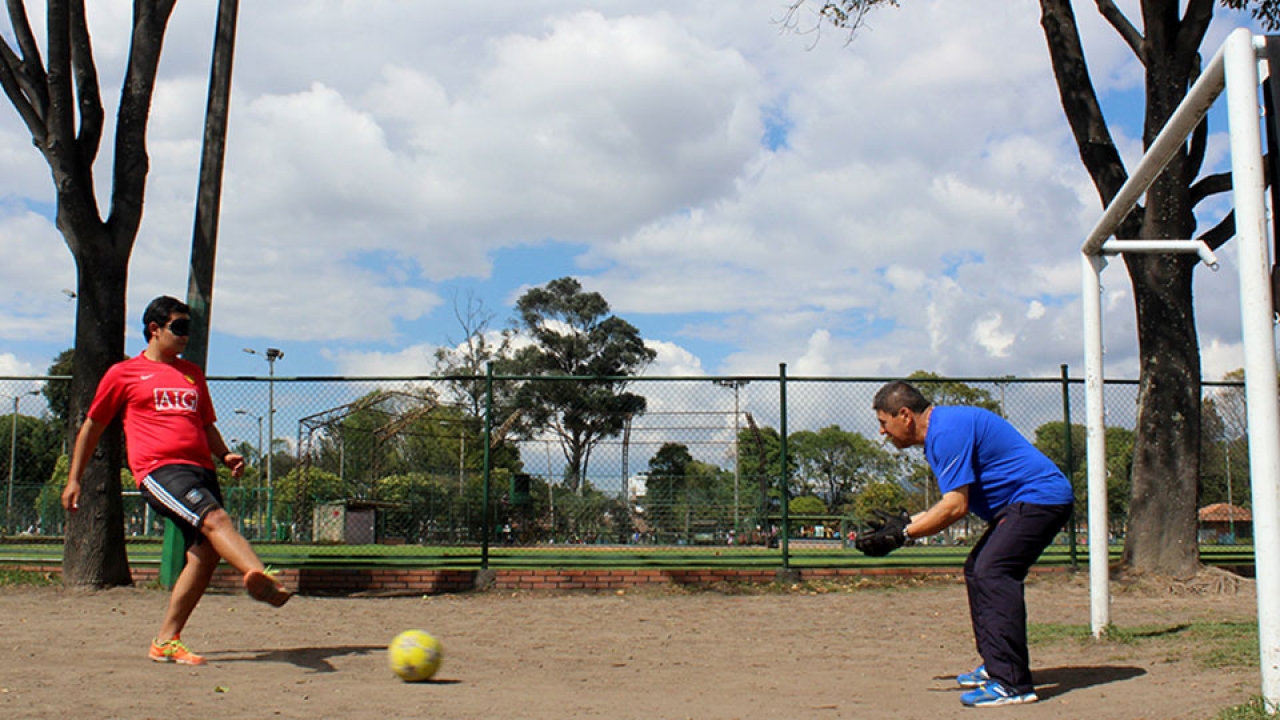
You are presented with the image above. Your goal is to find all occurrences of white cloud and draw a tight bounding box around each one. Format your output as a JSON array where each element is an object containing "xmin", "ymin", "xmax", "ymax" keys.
[
  {"xmin": 327, "ymin": 344, "xmax": 440, "ymax": 378},
  {"xmin": 643, "ymin": 340, "xmax": 705, "ymax": 377},
  {"xmin": 0, "ymin": 353, "xmax": 40, "ymax": 376},
  {"xmin": 0, "ymin": 0, "xmax": 1257, "ymax": 385}
]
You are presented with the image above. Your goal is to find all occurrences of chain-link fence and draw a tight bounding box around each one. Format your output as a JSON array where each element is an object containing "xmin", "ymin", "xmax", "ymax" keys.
[{"xmin": 0, "ymin": 371, "xmax": 1257, "ymax": 564}]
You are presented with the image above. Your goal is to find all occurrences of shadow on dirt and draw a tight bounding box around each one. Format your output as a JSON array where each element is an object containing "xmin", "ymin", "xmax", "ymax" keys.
[
  {"xmin": 1032, "ymin": 665, "xmax": 1148, "ymax": 699},
  {"xmin": 931, "ymin": 665, "xmax": 1146, "ymax": 699},
  {"xmin": 207, "ymin": 645, "xmax": 383, "ymax": 673}
]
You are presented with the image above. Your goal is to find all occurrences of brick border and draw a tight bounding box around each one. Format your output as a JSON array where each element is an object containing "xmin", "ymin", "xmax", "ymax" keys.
[{"xmin": 3, "ymin": 563, "xmax": 1069, "ymax": 595}]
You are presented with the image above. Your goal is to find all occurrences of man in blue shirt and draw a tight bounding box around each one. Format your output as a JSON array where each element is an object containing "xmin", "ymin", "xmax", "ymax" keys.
[{"xmin": 864, "ymin": 381, "xmax": 1074, "ymax": 708}]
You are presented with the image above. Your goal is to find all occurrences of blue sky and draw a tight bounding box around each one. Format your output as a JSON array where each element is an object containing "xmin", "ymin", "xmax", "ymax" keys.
[{"xmin": 0, "ymin": 1, "xmax": 1260, "ymax": 382}]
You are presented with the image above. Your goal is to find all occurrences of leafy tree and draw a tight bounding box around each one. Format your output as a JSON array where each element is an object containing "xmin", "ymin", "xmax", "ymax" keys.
[
  {"xmin": 789, "ymin": 425, "xmax": 898, "ymax": 510},
  {"xmin": 42, "ymin": 349, "xmax": 74, "ymax": 444},
  {"xmin": 853, "ymin": 480, "xmax": 908, "ymax": 521},
  {"xmin": 2, "ymin": 412, "xmax": 61, "ymax": 532},
  {"xmin": 1206, "ymin": 369, "xmax": 1249, "ymax": 442},
  {"xmin": 503, "ymin": 277, "xmax": 656, "ymax": 493},
  {"xmin": 1034, "ymin": 421, "xmax": 1087, "ymax": 485},
  {"xmin": 274, "ymin": 467, "xmax": 345, "ymax": 529},
  {"xmin": 3, "ymin": 2, "xmax": 183, "ymax": 586},
  {"xmin": 788, "ymin": 495, "xmax": 827, "ymax": 516},
  {"xmin": 38, "ymin": 454, "xmax": 132, "ymax": 536},
  {"xmin": 376, "ymin": 472, "xmax": 462, "ymax": 542},
  {"xmin": 736, "ymin": 423, "xmax": 796, "ymax": 523},
  {"xmin": 1199, "ymin": 395, "xmax": 1247, "ymax": 508},
  {"xmin": 645, "ymin": 443, "xmax": 692, "ymax": 537},
  {"xmin": 786, "ymin": 0, "xmax": 1280, "ymax": 576},
  {"xmin": 685, "ymin": 459, "xmax": 732, "ymax": 535},
  {"xmin": 433, "ymin": 292, "xmax": 517, "ymax": 418},
  {"xmin": 1034, "ymin": 421, "xmax": 1132, "ymax": 530},
  {"xmin": 905, "ymin": 371, "xmax": 1001, "ymax": 414}
]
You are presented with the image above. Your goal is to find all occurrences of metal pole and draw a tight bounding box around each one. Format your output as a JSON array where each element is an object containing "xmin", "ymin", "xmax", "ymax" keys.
[
  {"xmin": 1226, "ymin": 30, "xmax": 1280, "ymax": 710},
  {"xmin": 1061, "ymin": 364, "xmax": 1078, "ymax": 570},
  {"xmin": 714, "ymin": 379, "xmax": 749, "ymax": 539},
  {"xmin": 778, "ymin": 364, "xmax": 790, "ymax": 570},
  {"xmin": 267, "ymin": 356, "xmax": 275, "ymax": 535},
  {"xmin": 6, "ymin": 395, "xmax": 17, "ymax": 534},
  {"xmin": 481, "ymin": 363, "xmax": 494, "ymax": 568},
  {"xmin": 1081, "ymin": 252, "xmax": 1110, "ymax": 636},
  {"xmin": 246, "ymin": 347, "xmax": 283, "ymax": 538},
  {"xmin": 254, "ymin": 414, "xmax": 263, "ymax": 537},
  {"xmin": 235, "ymin": 408, "xmax": 264, "ymax": 538},
  {"xmin": 733, "ymin": 385, "xmax": 741, "ymax": 538},
  {"xmin": 1225, "ymin": 440, "xmax": 1235, "ymax": 539}
]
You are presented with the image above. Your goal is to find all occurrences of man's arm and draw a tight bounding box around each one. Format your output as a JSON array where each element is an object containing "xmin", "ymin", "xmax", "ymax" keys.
[
  {"xmin": 205, "ymin": 424, "xmax": 245, "ymax": 478},
  {"xmin": 62, "ymin": 417, "xmax": 109, "ymax": 511},
  {"xmin": 905, "ymin": 487, "xmax": 969, "ymax": 539}
]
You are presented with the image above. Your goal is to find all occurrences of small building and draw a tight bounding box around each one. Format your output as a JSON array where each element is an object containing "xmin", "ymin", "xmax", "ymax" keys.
[{"xmin": 1198, "ymin": 502, "xmax": 1252, "ymax": 544}]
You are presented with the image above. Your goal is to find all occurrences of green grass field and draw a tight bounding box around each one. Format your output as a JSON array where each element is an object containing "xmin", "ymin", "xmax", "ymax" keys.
[{"xmin": 0, "ymin": 540, "xmax": 1256, "ymax": 572}]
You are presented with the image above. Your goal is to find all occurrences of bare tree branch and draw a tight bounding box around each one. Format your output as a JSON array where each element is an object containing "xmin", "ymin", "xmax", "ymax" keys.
[
  {"xmin": 6, "ymin": 0, "xmax": 48, "ymax": 104},
  {"xmin": 1189, "ymin": 170, "xmax": 1231, "ymax": 207},
  {"xmin": 45, "ymin": 1, "xmax": 78, "ymax": 164},
  {"xmin": 1185, "ymin": 113, "xmax": 1207, "ymax": 182},
  {"xmin": 1041, "ymin": 0, "xmax": 1129, "ymax": 207},
  {"xmin": 1176, "ymin": 0, "xmax": 1215, "ymax": 65},
  {"xmin": 108, "ymin": 0, "xmax": 176, "ymax": 238},
  {"xmin": 778, "ymin": 1, "xmax": 899, "ymax": 47},
  {"xmin": 0, "ymin": 37, "xmax": 44, "ymax": 138},
  {"xmin": 1196, "ymin": 209, "xmax": 1234, "ymax": 252},
  {"xmin": 70, "ymin": 0, "xmax": 103, "ymax": 165},
  {"xmin": 1095, "ymin": 0, "xmax": 1144, "ymax": 62}
]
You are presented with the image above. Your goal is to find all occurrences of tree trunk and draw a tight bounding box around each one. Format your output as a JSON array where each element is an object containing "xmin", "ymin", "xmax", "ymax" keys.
[
  {"xmin": 1117, "ymin": 8, "xmax": 1205, "ymax": 578},
  {"xmin": 1039, "ymin": 0, "xmax": 1210, "ymax": 577},
  {"xmin": 1121, "ymin": 253, "xmax": 1202, "ymax": 578},
  {"xmin": 61, "ymin": 230, "xmax": 133, "ymax": 588}
]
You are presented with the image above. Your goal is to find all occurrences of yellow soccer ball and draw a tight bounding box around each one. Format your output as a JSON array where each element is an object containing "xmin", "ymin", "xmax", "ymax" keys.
[{"xmin": 388, "ymin": 629, "xmax": 443, "ymax": 682}]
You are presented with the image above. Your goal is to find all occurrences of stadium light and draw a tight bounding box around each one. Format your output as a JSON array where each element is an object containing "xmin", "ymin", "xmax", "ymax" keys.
[
  {"xmin": 244, "ymin": 347, "xmax": 284, "ymax": 537},
  {"xmin": 713, "ymin": 379, "xmax": 749, "ymax": 539}
]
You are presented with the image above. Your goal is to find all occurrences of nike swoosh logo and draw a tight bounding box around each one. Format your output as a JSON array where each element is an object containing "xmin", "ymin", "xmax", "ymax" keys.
[
  {"xmin": 140, "ymin": 373, "xmax": 155, "ymax": 380},
  {"xmin": 938, "ymin": 456, "xmax": 961, "ymax": 477}
]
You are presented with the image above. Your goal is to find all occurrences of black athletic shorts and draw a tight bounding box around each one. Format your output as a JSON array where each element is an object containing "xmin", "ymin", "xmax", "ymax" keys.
[{"xmin": 139, "ymin": 464, "xmax": 225, "ymax": 549}]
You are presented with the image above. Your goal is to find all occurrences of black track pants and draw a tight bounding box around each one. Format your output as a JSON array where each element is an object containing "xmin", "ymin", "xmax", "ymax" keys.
[{"xmin": 963, "ymin": 502, "xmax": 1073, "ymax": 694}]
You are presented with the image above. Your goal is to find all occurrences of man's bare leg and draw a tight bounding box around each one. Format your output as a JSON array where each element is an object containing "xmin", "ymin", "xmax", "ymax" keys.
[
  {"xmin": 156, "ymin": 540, "xmax": 218, "ymax": 641},
  {"xmin": 199, "ymin": 509, "xmax": 292, "ymax": 606}
]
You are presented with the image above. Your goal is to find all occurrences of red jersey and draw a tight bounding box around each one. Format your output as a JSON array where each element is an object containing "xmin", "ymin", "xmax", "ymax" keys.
[{"xmin": 86, "ymin": 353, "xmax": 218, "ymax": 484}]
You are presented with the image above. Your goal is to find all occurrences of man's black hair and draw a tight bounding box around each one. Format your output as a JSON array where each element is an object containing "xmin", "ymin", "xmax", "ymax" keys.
[
  {"xmin": 872, "ymin": 381, "xmax": 932, "ymax": 414},
  {"xmin": 142, "ymin": 296, "xmax": 190, "ymax": 341}
]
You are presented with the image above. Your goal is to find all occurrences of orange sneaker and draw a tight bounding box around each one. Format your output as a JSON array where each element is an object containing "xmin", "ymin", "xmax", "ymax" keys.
[
  {"xmin": 149, "ymin": 637, "xmax": 206, "ymax": 666},
  {"xmin": 244, "ymin": 568, "xmax": 292, "ymax": 608}
]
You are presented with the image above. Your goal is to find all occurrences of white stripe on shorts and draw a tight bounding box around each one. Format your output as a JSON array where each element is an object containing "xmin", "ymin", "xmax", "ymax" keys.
[{"xmin": 142, "ymin": 473, "xmax": 202, "ymax": 527}]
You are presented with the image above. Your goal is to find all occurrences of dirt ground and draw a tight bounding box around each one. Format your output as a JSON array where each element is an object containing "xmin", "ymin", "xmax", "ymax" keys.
[{"xmin": 0, "ymin": 572, "xmax": 1263, "ymax": 720}]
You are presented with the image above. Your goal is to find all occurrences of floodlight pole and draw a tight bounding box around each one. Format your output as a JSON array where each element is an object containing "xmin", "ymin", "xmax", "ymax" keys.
[
  {"xmin": 245, "ymin": 347, "xmax": 284, "ymax": 538},
  {"xmin": 714, "ymin": 379, "xmax": 749, "ymax": 538}
]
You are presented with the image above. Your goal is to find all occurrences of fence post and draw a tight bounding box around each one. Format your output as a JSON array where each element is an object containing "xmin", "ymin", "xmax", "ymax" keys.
[
  {"xmin": 1061, "ymin": 364, "xmax": 1078, "ymax": 569},
  {"xmin": 779, "ymin": 363, "xmax": 790, "ymax": 571}
]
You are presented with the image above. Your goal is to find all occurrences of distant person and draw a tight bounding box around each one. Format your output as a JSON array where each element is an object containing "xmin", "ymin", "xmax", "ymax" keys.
[
  {"xmin": 63, "ymin": 296, "xmax": 292, "ymax": 666},
  {"xmin": 858, "ymin": 381, "xmax": 1073, "ymax": 707}
]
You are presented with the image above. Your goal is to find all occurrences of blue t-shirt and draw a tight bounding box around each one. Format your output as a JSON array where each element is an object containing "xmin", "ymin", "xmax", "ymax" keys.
[{"xmin": 925, "ymin": 406, "xmax": 1074, "ymax": 522}]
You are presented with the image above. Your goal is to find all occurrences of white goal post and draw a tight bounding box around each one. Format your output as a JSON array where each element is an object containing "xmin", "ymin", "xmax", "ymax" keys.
[{"xmin": 1081, "ymin": 27, "xmax": 1280, "ymax": 712}]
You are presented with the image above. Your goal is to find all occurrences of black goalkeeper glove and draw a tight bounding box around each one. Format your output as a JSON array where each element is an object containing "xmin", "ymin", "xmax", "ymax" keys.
[{"xmin": 855, "ymin": 509, "xmax": 911, "ymax": 557}]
